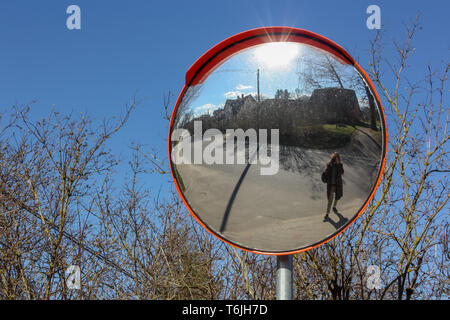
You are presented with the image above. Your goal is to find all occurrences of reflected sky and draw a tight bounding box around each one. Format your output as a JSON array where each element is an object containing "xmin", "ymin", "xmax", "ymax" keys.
[{"xmin": 188, "ymin": 42, "xmax": 366, "ymax": 117}]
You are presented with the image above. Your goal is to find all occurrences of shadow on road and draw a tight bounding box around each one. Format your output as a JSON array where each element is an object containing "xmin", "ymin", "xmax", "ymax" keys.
[
  {"xmin": 323, "ymin": 207, "xmax": 349, "ymax": 230},
  {"xmin": 220, "ymin": 147, "xmax": 259, "ymax": 233}
]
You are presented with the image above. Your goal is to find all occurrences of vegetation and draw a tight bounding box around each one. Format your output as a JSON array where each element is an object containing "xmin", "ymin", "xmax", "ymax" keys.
[{"xmin": 0, "ymin": 16, "xmax": 447, "ymax": 300}]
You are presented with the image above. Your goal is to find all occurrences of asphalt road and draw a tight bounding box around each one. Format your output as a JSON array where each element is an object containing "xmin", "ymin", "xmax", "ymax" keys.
[{"xmin": 173, "ymin": 130, "xmax": 381, "ymax": 252}]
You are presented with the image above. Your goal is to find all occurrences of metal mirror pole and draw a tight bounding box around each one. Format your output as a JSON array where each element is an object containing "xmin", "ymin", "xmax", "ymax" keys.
[{"xmin": 276, "ymin": 255, "xmax": 293, "ymax": 300}]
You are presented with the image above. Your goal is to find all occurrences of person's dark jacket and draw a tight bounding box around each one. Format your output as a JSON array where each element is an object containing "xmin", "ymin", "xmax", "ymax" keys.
[{"xmin": 324, "ymin": 162, "xmax": 344, "ymax": 200}]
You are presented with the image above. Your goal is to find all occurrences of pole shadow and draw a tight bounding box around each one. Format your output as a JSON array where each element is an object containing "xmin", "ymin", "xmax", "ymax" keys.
[{"xmin": 220, "ymin": 147, "xmax": 259, "ymax": 233}]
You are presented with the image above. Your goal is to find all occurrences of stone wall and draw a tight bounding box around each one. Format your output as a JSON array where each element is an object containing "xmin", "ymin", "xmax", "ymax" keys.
[
  {"xmin": 192, "ymin": 87, "xmax": 362, "ymax": 133},
  {"xmin": 307, "ymin": 88, "xmax": 361, "ymax": 124}
]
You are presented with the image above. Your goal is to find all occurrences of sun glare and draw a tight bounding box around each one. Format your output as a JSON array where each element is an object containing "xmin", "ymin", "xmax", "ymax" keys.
[{"xmin": 253, "ymin": 42, "xmax": 301, "ymax": 69}]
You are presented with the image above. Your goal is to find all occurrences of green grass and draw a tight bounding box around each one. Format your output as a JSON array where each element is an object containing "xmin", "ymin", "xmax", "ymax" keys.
[
  {"xmin": 361, "ymin": 126, "xmax": 383, "ymax": 146},
  {"xmin": 323, "ymin": 124, "xmax": 355, "ymax": 136},
  {"xmin": 173, "ymin": 166, "xmax": 185, "ymax": 192},
  {"xmin": 280, "ymin": 124, "xmax": 355, "ymax": 149},
  {"xmin": 359, "ymin": 119, "xmax": 381, "ymax": 131},
  {"xmin": 373, "ymin": 130, "xmax": 382, "ymax": 145}
]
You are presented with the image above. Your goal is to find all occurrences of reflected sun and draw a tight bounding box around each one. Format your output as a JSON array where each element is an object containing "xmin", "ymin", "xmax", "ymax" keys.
[{"xmin": 253, "ymin": 42, "xmax": 300, "ymax": 69}]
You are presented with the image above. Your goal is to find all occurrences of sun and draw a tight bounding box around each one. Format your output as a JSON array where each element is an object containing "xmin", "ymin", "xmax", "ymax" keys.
[{"xmin": 253, "ymin": 42, "xmax": 301, "ymax": 69}]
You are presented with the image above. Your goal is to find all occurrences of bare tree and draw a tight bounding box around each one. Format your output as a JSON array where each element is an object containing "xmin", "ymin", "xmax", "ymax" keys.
[
  {"xmin": 0, "ymin": 15, "xmax": 447, "ymax": 300},
  {"xmin": 290, "ymin": 16, "xmax": 449, "ymax": 300}
]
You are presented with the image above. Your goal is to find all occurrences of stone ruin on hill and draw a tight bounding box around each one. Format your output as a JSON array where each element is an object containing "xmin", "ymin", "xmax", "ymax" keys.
[
  {"xmin": 211, "ymin": 87, "xmax": 362, "ymax": 127},
  {"xmin": 308, "ymin": 88, "xmax": 362, "ymax": 124},
  {"xmin": 182, "ymin": 88, "xmax": 364, "ymax": 139}
]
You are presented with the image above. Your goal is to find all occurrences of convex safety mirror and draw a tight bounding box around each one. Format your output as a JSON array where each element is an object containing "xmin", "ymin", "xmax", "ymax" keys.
[{"xmin": 169, "ymin": 27, "xmax": 387, "ymax": 254}]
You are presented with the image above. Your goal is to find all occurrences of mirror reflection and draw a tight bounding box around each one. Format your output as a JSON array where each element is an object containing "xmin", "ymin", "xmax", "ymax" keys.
[{"xmin": 171, "ymin": 41, "xmax": 384, "ymax": 252}]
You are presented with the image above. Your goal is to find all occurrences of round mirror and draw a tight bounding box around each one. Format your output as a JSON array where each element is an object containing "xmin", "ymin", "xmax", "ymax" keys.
[{"xmin": 169, "ymin": 27, "xmax": 386, "ymax": 254}]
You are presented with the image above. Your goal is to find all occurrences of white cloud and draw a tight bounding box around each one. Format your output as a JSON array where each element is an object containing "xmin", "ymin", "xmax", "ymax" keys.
[
  {"xmin": 225, "ymin": 91, "xmax": 267, "ymax": 100},
  {"xmin": 194, "ymin": 103, "xmax": 223, "ymax": 115},
  {"xmin": 224, "ymin": 91, "xmax": 243, "ymax": 99},
  {"xmin": 236, "ymin": 84, "xmax": 253, "ymax": 90}
]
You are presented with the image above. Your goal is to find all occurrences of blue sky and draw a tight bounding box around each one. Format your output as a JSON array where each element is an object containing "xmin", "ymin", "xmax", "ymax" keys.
[
  {"xmin": 0, "ymin": 0, "xmax": 448, "ymax": 188},
  {"xmin": 185, "ymin": 42, "xmax": 366, "ymax": 118}
]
